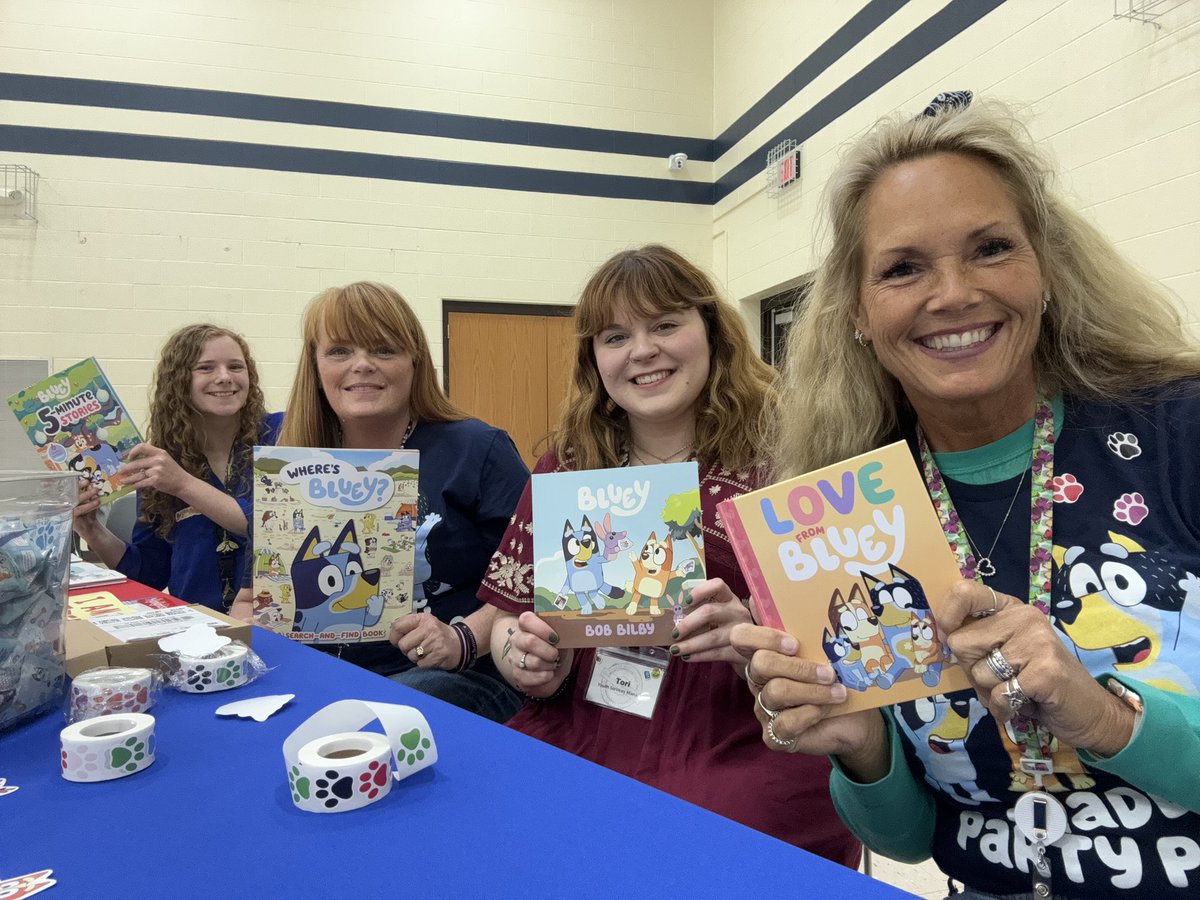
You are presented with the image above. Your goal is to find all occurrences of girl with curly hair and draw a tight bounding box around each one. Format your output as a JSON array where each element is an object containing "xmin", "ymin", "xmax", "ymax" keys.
[{"xmin": 73, "ymin": 324, "xmax": 282, "ymax": 610}]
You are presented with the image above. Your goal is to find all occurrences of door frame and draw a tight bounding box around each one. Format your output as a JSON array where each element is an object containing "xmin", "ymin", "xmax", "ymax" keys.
[{"xmin": 441, "ymin": 300, "xmax": 575, "ymax": 393}]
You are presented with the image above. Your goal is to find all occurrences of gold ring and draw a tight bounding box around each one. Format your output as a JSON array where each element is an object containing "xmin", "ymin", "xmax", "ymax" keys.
[{"xmin": 414, "ymin": 646, "xmax": 425, "ymax": 659}]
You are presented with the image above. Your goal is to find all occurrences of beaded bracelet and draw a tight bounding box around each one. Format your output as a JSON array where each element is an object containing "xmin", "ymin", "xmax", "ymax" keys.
[
  {"xmin": 450, "ymin": 621, "xmax": 478, "ymax": 673},
  {"xmin": 525, "ymin": 672, "xmax": 574, "ymax": 703}
]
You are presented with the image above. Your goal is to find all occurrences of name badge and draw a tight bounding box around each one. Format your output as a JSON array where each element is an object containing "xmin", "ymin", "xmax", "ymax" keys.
[{"xmin": 585, "ymin": 646, "xmax": 669, "ymax": 719}]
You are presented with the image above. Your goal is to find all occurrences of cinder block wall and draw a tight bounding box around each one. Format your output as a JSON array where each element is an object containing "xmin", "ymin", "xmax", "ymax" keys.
[
  {"xmin": 0, "ymin": 0, "xmax": 714, "ymax": 421},
  {"xmin": 3, "ymin": 0, "xmax": 1197, "ymax": 430},
  {"xmin": 713, "ymin": 0, "xmax": 1200, "ymax": 327}
]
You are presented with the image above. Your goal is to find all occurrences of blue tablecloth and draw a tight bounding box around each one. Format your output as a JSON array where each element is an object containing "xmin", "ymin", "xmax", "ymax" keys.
[{"xmin": 1, "ymin": 629, "xmax": 909, "ymax": 898}]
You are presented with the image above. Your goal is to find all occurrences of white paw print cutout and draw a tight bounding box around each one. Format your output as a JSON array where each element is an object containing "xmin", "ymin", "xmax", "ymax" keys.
[
  {"xmin": 216, "ymin": 694, "xmax": 296, "ymax": 722},
  {"xmin": 1106, "ymin": 432, "xmax": 1142, "ymax": 460},
  {"xmin": 158, "ymin": 624, "xmax": 231, "ymax": 657}
]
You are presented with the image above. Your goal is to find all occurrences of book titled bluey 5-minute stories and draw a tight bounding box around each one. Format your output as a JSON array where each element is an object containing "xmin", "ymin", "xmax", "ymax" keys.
[
  {"xmin": 532, "ymin": 462, "xmax": 706, "ymax": 648},
  {"xmin": 718, "ymin": 441, "xmax": 971, "ymax": 715},
  {"xmin": 7, "ymin": 357, "xmax": 143, "ymax": 504},
  {"xmin": 251, "ymin": 447, "xmax": 419, "ymax": 644}
]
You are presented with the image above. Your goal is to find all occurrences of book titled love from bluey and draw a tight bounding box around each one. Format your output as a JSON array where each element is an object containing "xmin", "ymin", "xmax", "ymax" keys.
[
  {"xmin": 532, "ymin": 462, "xmax": 705, "ymax": 648},
  {"xmin": 719, "ymin": 442, "xmax": 970, "ymax": 714}
]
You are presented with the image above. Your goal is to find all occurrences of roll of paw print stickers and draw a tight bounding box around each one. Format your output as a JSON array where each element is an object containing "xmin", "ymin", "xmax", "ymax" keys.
[
  {"xmin": 174, "ymin": 643, "xmax": 252, "ymax": 693},
  {"xmin": 282, "ymin": 699, "xmax": 437, "ymax": 814},
  {"xmin": 60, "ymin": 712, "xmax": 156, "ymax": 783},
  {"xmin": 67, "ymin": 666, "xmax": 159, "ymax": 723},
  {"xmin": 157, "ymin": 625, "xmax": 266, "ymax": 694}
]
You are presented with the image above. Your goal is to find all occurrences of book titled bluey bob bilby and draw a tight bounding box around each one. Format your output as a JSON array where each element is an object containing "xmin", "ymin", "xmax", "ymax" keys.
[
  {"xmin": 719, "ymin": 442, "xmax": 971, "ymax": 715},
  {"xmin": 532, "ymin": 462, "xmax": 705, "ymax": 648}
]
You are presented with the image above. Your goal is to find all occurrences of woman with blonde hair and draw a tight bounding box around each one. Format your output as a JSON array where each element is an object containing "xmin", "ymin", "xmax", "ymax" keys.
[
  {"xmin": 734, "ymin": 93, "xmax": 1200, "ymax": 898},
  {"xmin": 74, "ymin": 324, "xmax": 282, "ymax": 610},
  {"xmin": 236, "ymin": 281, "xmax": 527, "ymax": 722},
  {"xmin": 477, "ymin": 245, "xmax": 860, "ymax": 863}
]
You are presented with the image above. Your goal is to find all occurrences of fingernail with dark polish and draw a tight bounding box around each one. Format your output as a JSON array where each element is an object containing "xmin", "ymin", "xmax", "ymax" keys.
[
  {"xmin": 549, "ymin": 633, "xmax": 559, "ymax": 645},
  {"xmin": 671, "ymin": 628, "xmax": 679, "ymax": 640},
  {"xmin": 682, "ymin": 654, "xmax": 690, "ymax": 661},
  {"xmin": 670, "ymin": 645, "xmax": 680, "ymax": 655}
]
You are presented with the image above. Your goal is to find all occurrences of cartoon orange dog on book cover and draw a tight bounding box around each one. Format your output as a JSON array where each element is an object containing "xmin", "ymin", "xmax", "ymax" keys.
[{"xmin": 718, "ymin": 441, "xmax": 969, "ymax": 714}]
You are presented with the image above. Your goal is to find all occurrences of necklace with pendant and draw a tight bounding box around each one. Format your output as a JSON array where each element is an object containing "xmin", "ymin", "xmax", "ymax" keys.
[
  {"xmin": 957, "ymin": 467, "xmax": 1028, "ymax": 578},
  {"xmin": 630, "ymin": 442, "xmax": 693, "ymax": 466}
]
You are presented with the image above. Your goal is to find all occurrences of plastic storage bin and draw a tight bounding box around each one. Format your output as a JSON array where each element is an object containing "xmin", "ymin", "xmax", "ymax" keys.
[{"xmin": 0, "ymin": 470, "xmax": 76, "ymax": 732}]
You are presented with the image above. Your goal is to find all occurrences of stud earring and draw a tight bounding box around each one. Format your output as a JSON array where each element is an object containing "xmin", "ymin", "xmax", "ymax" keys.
[
  {"xmin": 853, "ymin": 328, "xmax": 866, "ymax": 346},
  {"xmin": 1042, "ymin": 290, "xmax": 1050, "ymax": 313}
]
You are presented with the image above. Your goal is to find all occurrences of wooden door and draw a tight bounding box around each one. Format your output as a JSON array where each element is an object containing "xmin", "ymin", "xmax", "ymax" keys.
[{"xmin": 446, "ymin": 306, "xmax": 575, "ymax": 470}]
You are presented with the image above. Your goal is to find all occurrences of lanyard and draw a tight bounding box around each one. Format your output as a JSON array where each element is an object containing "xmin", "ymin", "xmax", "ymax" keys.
[
  {"xmin": 919, "ymin": 400, "xmax": 1068, "ymax": 896},
  {"xmin": 214, "ymin": 453, "xmax": 240, "ymax": 610}
]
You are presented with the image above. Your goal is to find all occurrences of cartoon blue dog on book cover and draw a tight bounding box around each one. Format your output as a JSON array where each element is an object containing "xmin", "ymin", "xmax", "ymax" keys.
[
  {"xmin": 532, "ymin": 462, "xmax": 705, "ymax": 648},
  {"xmin": 252, "ymin": 447, "xmax": 419, "ymax": 644}
]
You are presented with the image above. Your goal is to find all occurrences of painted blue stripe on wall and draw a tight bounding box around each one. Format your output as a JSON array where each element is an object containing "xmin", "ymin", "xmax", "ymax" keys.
[
  {"xmin": 714, "ymin": 0, "xmax": 1006, "ymax": 203},
  {"xmin": 714, "ymin": 0, "xmax": 909, "ymax": 158},
  {"xmin": 0, "ymin": 124, "xmax": 713, "ymax": 205},
  {"xmin": 0, "ymin": 0, "xmax": 1003, "ymax": 205},
  {"xmin": 0, "ymin": 72, "xmax": 714, "ymax": 163}
]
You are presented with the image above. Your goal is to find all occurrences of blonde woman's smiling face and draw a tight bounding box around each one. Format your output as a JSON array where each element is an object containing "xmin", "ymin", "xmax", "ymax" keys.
[{"xmin": 855, "ymin": 152, "xmax": 1045, "ymax": 438}]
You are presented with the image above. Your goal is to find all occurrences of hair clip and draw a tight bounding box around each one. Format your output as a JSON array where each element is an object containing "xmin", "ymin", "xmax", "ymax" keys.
[{"xmin": 921, "ymin": 89, "xmax": 973, "ymax": 118}]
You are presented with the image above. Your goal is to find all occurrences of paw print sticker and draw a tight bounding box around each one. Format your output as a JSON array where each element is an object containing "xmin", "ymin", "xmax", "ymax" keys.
[
  {"xmin": 1114, "ymin": 492, "xmax": 1148, "ymax": 526},
  {"xmin": 358, "ymin": 759, "xmax": 390, "ymax": 799},
  {"xmin": 399, "ymin": 728, "xmax": 432, "ymax": 766},
  {"xmin": 186, "ymin": 664, "xmax": 213, "ymax": 691},
  {"xmin": 1107, "ymin": 432, "xmax": 1142, "ymax": 460},
  {"xmin": 288, "ymin": 765, "xmax": 311, "ymax": 802},
  {"xmin": 109, "ymin": 736, "xmax": 149, "ymax": 772},
  {"xmin": 215, "ymin": 660, "xmax": 243, "ymax": 686},
  {"xmin": 313, "ymin": 769, "xmax": 355, "ymax": 809},
  {"xmin": 1051, "ymin": 473, "xmax": 1084, "ymax": 503}
]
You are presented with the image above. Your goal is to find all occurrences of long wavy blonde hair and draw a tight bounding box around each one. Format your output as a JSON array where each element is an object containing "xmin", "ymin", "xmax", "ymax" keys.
[
  {"xmin": 280, "ymin": 281, "xmax": 464, "ymax": 447},
  {"xmin": 142, "ymin": 324, "xmax": 267, "ymax": 538},
  {"xmin": 778, "ymin": 98, "xmax": 1200, "ymax": 476},
  {"xmin": 551, "ymin": 244, "xmax": 778, "ymax": 472}
]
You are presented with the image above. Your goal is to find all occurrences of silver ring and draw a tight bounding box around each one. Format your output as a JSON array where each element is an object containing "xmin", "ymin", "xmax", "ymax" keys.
[
  {"xmin": 518, "ymin": 652, "xmax": 528, "ymax": 670},
  {"xmin": 767, "ymin": 717, "xmax": 796, "ymax": 750},
  {"xmin": 756, "ymin": 691, "xmax": 781, "ymax": 720},
  {"xmin": 985, "ymin": 646, "xmax": 1016, "ymax": 682},
  {"xmin": 413, "ymin": 645, "xmax": 425, "ymax": 659},
  {"xmin": 1002, "ymin": 676, "xmax": 1029, "ymax": 713},
  {"xmin": 744, "ymin": 663, "xmax": 766, "ymax": 691},
  {"xmin": 974, "ymin": 585, "xmax": 1000, "ymax": 619}
]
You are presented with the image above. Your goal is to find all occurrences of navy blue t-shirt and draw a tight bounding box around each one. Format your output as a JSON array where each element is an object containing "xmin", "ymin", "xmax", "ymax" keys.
[
  {"xmin": 893, "ymin": 383, "xmax": 1200, "ymax": 897},
  {"xmin": 327, "ymin": 418, "xmax": 529, "ymax": 680}
]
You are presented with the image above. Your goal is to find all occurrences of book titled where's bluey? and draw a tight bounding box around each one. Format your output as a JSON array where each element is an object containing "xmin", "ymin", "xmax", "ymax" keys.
[{"xmin": 718, "ymin": 441, "xmax": 970, "ymax": 715}]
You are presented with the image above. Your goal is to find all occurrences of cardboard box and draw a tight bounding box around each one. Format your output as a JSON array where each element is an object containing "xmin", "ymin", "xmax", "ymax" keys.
[{"xmin": 66, "ymin": 600, "xmax": 252, "ymax": 677}]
